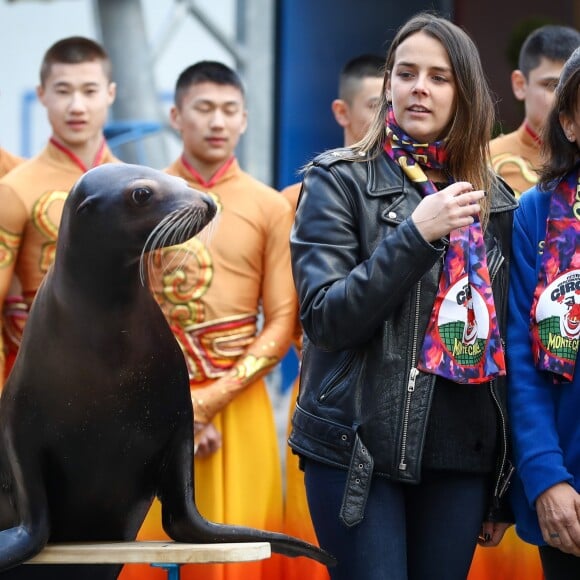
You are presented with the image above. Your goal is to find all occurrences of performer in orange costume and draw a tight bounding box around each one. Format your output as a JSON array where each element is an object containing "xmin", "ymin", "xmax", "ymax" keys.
[
  {"xmin": 471, "ymin": 24, "xmax": 580, "ymax": 580},
  {"xmin": 0, "ymin": 146, "xmax": 25, "ymax": 368},
  {"xmin": 0, "ymin": 36, "xmax": 117, "ymax": 386},
  {"xmin": 0, "ymin": 147, "xmax": 24, "ymax": 179},
  {"xmin": 119, "ymin": 61, "xmax": 295, "ymax": 580},
  {"xmin": 281, "ymin": 54, "xmax": 383, "ymax": 580},
  {"xmin": 490, "ymin": 25, "xmax": 580, "ymax": 198}
]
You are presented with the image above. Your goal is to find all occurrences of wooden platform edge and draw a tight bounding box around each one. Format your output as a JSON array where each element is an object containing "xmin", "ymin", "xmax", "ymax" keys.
[{"xmin": 26, "ymin": 541, "xmax": 272, "ymax": 564}]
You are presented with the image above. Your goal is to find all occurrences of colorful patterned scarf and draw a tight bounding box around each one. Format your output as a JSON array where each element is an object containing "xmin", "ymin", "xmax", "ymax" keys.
[
  {"xmin": 383, "ymin": 109, "xmax": 506, "ymax": 383},
  {"xmin": 530, "ymin": 167, "xmax": 580, "ymax": 382}
]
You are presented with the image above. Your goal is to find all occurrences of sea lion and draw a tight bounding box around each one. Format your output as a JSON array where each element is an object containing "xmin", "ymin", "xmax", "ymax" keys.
[{"xmin": 0, "ymin": 164, "xmax": 334, "ymax": 579}]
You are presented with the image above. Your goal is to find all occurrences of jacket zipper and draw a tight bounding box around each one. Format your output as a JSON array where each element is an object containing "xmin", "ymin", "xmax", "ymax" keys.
[
  {"xmin": 398, "ymin": 281, "xmax": 421, "ymax": 471},
  {"xmin": 318, "ymin": 351, "xmax": 355, "ymax": 402},
  {"xmin": 489, "ymin": 252, "xmax": 509, "ymax": 502},
  {"xmin": 489, "ymin": 377, "xmax": 509, "ymax": 500},
  {"xmin": 488, "ymin": 250, "xmax": 504, "ymax": 284}
]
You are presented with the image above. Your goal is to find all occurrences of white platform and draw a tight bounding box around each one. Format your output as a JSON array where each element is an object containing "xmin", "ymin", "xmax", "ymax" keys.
[{"xmin": 26, "ymin": 541, "xmax": 271, "ymax": 565}]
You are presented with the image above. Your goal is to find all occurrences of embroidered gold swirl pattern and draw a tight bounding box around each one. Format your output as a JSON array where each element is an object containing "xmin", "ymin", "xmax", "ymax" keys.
[
  {"xmin": 232, "ymin": 353, "xmax": 278, "ymax": 382},
  {"xmin": 31, "ymin": 190, "xmax": 68, "ymax": 273},
  {"xmin": 491, "ymin": 153, "xmax": 539, "ymax": 186},
  {"xmin": 154, "ymin": 191, "xmax": 220, "ymax": 327},
  {"xmin": 0, "ymin": 227, "xmax": 22, "ymax": 268},
  {"xmin": 155, "ymin": 237, "xmax": 213, "ymax": 327}
]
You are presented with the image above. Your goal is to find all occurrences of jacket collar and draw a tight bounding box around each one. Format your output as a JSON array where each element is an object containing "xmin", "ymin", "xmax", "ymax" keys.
[
  {"xmin": 490, "ymin": 177, "xmax": 518, "ymax": 213},
  {"xmin": 366, "ymin": 150, "xmax": 415, "ymax": 197}
]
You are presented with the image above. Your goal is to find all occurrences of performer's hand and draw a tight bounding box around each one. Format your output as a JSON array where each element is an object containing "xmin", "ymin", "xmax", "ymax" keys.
[
  {"xmin": 477, "ymin": 521, "xmax": 511, "ymax": 547},
  {"xmin": 411, "ymin": 181, "xmax": 484, "ymax": 242},
  {"xmin": 194, "ymin": 422, "xmax": 222, "ymax": 458},
  {"xmin": 536, "ymin": 482, "xmax": 580, "ymax": 555}
]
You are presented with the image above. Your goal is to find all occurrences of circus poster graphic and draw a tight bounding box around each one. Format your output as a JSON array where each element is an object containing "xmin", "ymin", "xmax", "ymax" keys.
[
  {"xmin": 535, "ymin": 270, "xmax": 580, "ymax": 361},
  {"xmin": 436, "ymin": 275, "xmax": 490, "ymax": 367}
]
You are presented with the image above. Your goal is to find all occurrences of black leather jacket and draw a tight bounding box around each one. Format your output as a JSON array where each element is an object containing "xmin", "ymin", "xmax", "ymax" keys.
[{"xmin": 289, "ymin": 148, "xmax": 518, "ymax": 526}]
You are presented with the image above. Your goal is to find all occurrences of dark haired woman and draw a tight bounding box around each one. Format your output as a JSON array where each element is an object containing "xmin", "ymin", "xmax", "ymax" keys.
[
  {"xmin": 507, "ymin": 46, "xmax": 580, "ymax": 580},
  {"xmin": 288, "ymin": 10, "xmax": 517, "ymax": 580}
]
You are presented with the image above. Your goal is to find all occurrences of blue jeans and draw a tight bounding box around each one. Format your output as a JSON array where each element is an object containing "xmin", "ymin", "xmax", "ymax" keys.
[{"xmin": 304, "ymin": 460, "xmax": 489, "ymax": 580}]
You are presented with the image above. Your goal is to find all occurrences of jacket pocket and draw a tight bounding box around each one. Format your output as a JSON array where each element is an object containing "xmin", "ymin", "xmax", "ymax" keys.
[{"xmin": 317, "ymin": 350, "xmax": 356, "ymax": 403}]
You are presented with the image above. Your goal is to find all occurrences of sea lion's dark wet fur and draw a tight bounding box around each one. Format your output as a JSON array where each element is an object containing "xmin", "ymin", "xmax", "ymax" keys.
[{"xmin": 0, "ymin": 164, "xmax": 334, "ymax": 579}]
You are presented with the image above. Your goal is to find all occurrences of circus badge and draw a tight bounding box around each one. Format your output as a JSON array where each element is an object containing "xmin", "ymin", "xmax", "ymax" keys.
[
  {"xmin": 435, "ymin": 275, "xmax": 491, "ymax": 367},
  {"xmin": 535, "ymin": 270, "xmax": 580, "ymax": 361}
]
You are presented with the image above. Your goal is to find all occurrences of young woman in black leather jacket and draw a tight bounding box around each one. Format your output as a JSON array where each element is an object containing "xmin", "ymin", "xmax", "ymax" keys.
[{"xmin": 289, "ymin": 12, "xmax": 517, "ymax": 580}]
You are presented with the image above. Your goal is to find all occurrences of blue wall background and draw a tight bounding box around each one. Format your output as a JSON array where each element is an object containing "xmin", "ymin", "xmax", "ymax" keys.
[{"xmin": 274, "ymin": 1, "xmax": 450, "ymax": 190}]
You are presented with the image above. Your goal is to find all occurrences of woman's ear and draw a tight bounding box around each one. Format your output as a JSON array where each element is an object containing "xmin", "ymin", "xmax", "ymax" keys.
[{"xmin": 559, "ymin": 112, "xmax": 576, "ymax": 143}]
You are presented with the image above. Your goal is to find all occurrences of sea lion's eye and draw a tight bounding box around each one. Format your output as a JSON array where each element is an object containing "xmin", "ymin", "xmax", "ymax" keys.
[{"xmin": 132, "ymin": 187, "xmax": 153, "ymax": 205}]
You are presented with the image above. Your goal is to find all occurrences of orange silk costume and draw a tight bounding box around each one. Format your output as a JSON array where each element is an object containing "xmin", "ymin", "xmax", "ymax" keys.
[
  {"xmin": 489, "ymin": 122, "xmax": 541, "ymax": 198},
  {"xmin": 468, "ymin": 122, "xmax": 544, "ymax": 580},
  {"xmin": 0, "ymin": 147, "xmax": 24, "ymax": 179},
  {"xmin": 119, "ymin": 156, "xmax": 296, "ymax": 580},
  {"xmin": 280, "ymin": 182, "xmax": 329, "ymax": 580},
  {"xmin": 0, "ymin": 139, "xmax": 118, "ymax": 385},
  {"xmin": 0, "ymin": 147, "xmax": 25, "ymax": 345}
]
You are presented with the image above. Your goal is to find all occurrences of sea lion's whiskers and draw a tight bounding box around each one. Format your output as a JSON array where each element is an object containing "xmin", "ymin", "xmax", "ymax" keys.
[
  {"xmin": 161, "ymin": 210, "xmax": 205, "ymax": 273},
  {"xmin": 140, "ymin": 210, "xmax": 182, "ymax": 284},
  {"xmin": 196, "ymin": 213, "xmax": 218, "ymax": 248},
  {"xmin": 140, "ymin": 206, "xmax": 209, "ymax": 285}
]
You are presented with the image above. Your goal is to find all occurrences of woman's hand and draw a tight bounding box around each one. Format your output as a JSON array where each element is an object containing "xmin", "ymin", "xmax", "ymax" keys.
[
  {"xmin": 536, "ymin": 482, "xmax": 580, "ymax": 555},
  {"xmin": 411, "ymin": 181, "xmax": 484, "ymax": 242},
  {"xmin": 193, "ymin": 421, "xmax": 222, "ymax": 458},
  {"xmin": 477, "ymin": 521, "xmax": 512, "ymax": 547}
]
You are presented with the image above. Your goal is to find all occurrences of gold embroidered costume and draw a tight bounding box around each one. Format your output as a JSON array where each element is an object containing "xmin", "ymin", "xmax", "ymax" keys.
[
  {"xmin": 0, "ymin": 140, "xmax": 118, "ymax": 383},
  {"xmin": 0, "ymin": 147, "xmax": 24, "ymax": 179},
  {"xmin": 490, "ymin": 122, "xmax": 541, "ymax": 198}
]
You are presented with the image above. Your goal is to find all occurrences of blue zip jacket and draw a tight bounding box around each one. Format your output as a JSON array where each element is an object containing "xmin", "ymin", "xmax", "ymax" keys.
[{"xmin": 507, "ymin": 184, "xmax": 580, "ymax": 545}]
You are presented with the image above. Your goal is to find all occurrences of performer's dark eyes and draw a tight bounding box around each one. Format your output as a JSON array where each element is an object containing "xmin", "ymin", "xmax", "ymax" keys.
[{"xmin": 131, "ymin": 187, "xmax": 153, "ymax": 205}]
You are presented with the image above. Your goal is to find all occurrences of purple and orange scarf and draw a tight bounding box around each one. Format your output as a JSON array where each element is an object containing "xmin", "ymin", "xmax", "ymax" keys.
[
  {"xmin": 530, "ymin": 166, "xmax": 580, "ymax": 382},
  {"xmin": 383, "ymin": 108, "xmax": 506, "ymax": 383}
]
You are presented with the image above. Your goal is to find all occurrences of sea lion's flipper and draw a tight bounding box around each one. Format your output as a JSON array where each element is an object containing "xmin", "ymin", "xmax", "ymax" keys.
[
  {"xmin": 158, "ymin": 425, "xmax": 336, "ymax": 567},
  {"xmin": 0, "ymin": 433, "xmax": 50, "ymax": 571},
  {"xmin": 0, "ymin": 525, "xmax": 47, "ymax": 572},
  {"xmin": 166, "ymin": 507, "xmax": 337, "ymax": 567}
]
